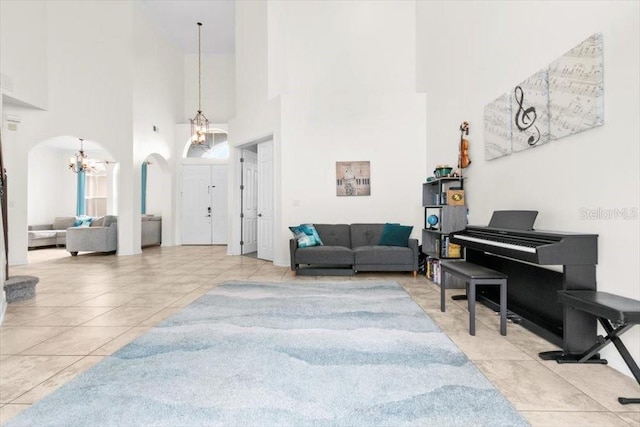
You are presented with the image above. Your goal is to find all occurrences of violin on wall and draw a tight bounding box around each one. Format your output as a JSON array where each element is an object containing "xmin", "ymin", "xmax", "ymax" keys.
[{"xmin": 458, "ymin": 121, "xmax": 471, "ymax": 170}]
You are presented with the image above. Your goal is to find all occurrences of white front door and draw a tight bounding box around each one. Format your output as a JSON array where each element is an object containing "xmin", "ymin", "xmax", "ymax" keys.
[
  {"xmin": 182, "ymin": 164, "xmax": 228, "ymax": 245},
  {"xmin": 242, "ymin": 150, "xmax": 258, "ymax": 254},
  {"xmin": 181, "ymin": 165, "xmax": 211, "ymax": 244},
  {"xmin": 211, "ymin": 165, "xmax": 228, "ymax": 244},
  {"xmin": 257, "ymin": 140, "xmax": 274, "ymax": 261}
]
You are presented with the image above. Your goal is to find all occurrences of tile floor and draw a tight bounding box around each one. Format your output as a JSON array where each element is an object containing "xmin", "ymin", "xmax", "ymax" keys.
[{"xmin": 1, "ymin": 246, "xmax": 639, "ymax": 426}]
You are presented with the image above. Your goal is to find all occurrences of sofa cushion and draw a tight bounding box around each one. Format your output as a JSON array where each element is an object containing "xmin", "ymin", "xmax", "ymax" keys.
[
  {"xmin": 353, "ymin": 245, "xmax": 414, "ymax": 265},
  {"xmin": 314, "ymin": 224, "xmax": 351, "ymax": 247},
  {"xmin": 295, "ymin": 246, "xmax": 354, "ymax": 265},
  {"xmin": 350, "ymin": 223, "xmax": 385, "ymax": 248},
  {"xmin": 289, "ymin": 224, "xmax": 323, "ymax": 248},
  {"xmin": 103, "ymin": 215, "xmax": 118, "ymax": 227},
  {"xmin": 29, "ymin": 230, "xmax": 57, "ymax": 240},
  {"xmin": 52, "ymin": 216, "xmax": 77, "ymax": 230},
  {"xmin": 378, "ymin": 223, "xmax": 413, "ymax": 247},
  {"xmin": 90, "ymin": 216, "xmax": 105, "ymax": 227}
]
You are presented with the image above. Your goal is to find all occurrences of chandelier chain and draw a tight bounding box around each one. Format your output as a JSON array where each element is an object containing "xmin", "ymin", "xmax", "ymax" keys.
[{"xmin": 198, "ymin": 22, "xmax": 202, "ymax": 113}]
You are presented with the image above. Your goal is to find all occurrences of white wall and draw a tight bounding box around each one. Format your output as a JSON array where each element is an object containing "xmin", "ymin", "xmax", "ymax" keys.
[
  {"xmin": 230, "ymin": 1, "xmax": 427, "ymax": 266},
  {"xmin": 133, "ymin": 3, "xmax": 184, "ymax": 248},
  {"xmin": 0, "ymin": 0, "xmax": 48, "ymax": 109},
  {"xmin": 274, "ymin": 1, "xmax": 426, "ymax": 266},
  {"xmin": 145, "ymin": 160, "xmax": 164, "ymax": 216},
  {"xmin": 228, "ymin": 0, "xmax": 279, "ymax": 257},
  {"xmin": 416, "ymin": 0, "xmax": 639, "ymax": 378},
  {"xmin": 184, "ymin": 55, "xmax": 236, "ymax": 123}
]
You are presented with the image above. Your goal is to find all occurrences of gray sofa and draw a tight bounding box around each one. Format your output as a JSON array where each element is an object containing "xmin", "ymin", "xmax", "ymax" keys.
[
  {"xmin": 28, "ymin": 216, "xmax": 77, "ymax": 249},
  {"xmin": 290, "ymin": 223, "xmax": 419, "ymax": 276},
  {"xmin": 66, "ymin": 215, "xmax": 118, "ymax": 256}
]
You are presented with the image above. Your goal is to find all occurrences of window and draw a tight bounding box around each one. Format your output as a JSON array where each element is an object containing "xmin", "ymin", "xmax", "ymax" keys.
[
  {"xmin": 186, "ymin": 131, "xmax": 229, "ymax": 160},
  {"xmin": 85, "ymin": 162, "xmax": 107, "ymax": 217}
]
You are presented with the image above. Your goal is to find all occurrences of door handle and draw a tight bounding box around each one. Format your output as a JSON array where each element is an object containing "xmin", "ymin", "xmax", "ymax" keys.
[{"xmin": 258, "ymin": 213, "xmax": 262, "ymax": 217}]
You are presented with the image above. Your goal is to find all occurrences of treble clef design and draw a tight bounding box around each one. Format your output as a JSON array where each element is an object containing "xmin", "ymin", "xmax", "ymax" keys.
[{"xmin": 514, "ymin": 86, "xmax": 541, "ymax": 146}]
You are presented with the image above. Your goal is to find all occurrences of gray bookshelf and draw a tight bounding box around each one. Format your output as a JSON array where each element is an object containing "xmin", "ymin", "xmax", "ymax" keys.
[{"xmin": 422, "ymin": 178, "xmax": 467, "ymax": 283}]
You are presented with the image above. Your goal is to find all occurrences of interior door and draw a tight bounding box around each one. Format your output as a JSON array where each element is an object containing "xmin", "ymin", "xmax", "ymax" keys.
[
  {"xmin": 257, "ymin": 139, "xmax": 274, "ymax": 261},
  {"xmin": 210, "ymin": 165, "xmax": 228, "ymax": 244},
  {"xmin": 181, "ymin": 165, "xmax": 212, "ymax": 244},
  {"xmin": 242, "ymin": 150, "xmax": 258, "ymax": 254}
]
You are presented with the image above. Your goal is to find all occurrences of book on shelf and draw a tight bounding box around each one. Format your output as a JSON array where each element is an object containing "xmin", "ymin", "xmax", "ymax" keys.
[
  {"xmin": 426, "ymin": 257, "xmax": 441, "ymax": 284},
  {"xmin": 439, "ymin": 236, "xmax": 462, "ymax": 259}
]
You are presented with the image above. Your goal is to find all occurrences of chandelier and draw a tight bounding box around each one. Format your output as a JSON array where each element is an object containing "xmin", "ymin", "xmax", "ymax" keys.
[
  {"xmin": 68, "ymin": 138, "xmax": 89, "ymax": 173},
  {"xmin": 190, "ymin": 22, "xmax": 210, "ymax": 147}
]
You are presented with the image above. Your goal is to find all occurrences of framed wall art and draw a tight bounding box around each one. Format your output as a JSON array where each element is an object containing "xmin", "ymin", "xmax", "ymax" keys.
[{"xmin": 336, "ymin": 161, "xmax": 370, "ymax": 197}]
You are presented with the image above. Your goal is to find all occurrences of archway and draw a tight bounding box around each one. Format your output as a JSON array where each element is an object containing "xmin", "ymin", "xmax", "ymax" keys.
[
  {"xmin": 141, "ymin": 153, "xmax": 171, "ymax": 248},
  {"xmin": 26, "ymin": 135, "xmax": 118, "ymax": 259}
]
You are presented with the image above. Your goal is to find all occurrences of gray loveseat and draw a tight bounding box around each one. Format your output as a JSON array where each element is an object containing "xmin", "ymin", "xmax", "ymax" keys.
[
  {"xmin": 290, "ymin": 223, "xmax": 419, "ymax": 277},
  {"xmin": 28, "ymin": 216, "xmax": 77, "ymax": 249}
]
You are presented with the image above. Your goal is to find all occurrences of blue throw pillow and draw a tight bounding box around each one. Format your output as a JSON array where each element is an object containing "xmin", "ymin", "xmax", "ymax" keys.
[
  {"xmin": 378, "ymin": 223, "xmax": 413, "ymax": 247},
  {"xmin": 73, "ymin": 216, "xmax": 93, "ymax": 228},
  {"xmin": 289, "ymin": 224, "xmax": 324, "ymax": 248}
]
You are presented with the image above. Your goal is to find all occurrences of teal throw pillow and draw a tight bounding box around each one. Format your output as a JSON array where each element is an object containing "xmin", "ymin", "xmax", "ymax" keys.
[
  {"xmin": 378, "ymin": 223, "xmax": 413, "ymax": 247},
  {"xmin": 73, "ymin": 216, "xmax": 93, "ymax": 228},
  {"xmin": 289, "ymin": 224, "xmax": 324, "ymax": 248}
]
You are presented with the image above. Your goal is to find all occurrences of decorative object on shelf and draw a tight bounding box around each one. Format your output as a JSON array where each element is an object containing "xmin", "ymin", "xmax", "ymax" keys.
[
  {"xmin": 68, "ymin": 138, "xmax": 90, "ymax": 173},
  {"xmin": 484, "ymin": 33, "xmax": 604, "ymax": 161},
  {"xmin": 427, "ymin": 214, "xmax": 439, "ymax": 228},
  {"xmin": 336, "ymin": 161, "xmax": 370, "ymax": 197},
  {"xmin": 433, "ymin": 165, "xmax": 453, "ymax": 178},
  {"xmin": 447, "ymin": 189, "xmax": 465, "ymax": 206},
  {"xmin": 190, "ymin": 22, "xmax": 210, "ymax": 147}
]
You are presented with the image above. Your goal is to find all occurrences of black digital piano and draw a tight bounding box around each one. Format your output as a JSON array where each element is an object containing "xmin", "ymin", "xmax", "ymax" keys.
[{"xmin": 450, "ymin": 221, "xmax": 598, "ymax": 355}]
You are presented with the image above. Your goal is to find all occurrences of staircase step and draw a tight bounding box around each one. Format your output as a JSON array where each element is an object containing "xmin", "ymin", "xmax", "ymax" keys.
[{"xmin": 4, "ymin": 275, "xmax": 39, "ymax": 303}]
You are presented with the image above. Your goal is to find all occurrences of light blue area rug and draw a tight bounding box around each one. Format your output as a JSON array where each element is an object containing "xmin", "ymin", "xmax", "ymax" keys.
[{"xmin": 7, "ymin": 281, "xmax": 529, "ymax": 426}]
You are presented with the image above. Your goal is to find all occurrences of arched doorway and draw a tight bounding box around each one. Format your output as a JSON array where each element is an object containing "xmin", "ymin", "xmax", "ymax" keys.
[{"xmin": 141, "ymin": 153, "xmax": 171, "ymax": 248}]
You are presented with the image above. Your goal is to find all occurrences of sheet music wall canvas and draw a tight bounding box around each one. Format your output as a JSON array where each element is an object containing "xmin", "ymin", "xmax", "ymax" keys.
[
  {"xmin": 483, "ymin": 33, "xmax": 604, "ymax": 161},
  {"xmin": 511, "ymin": 68, "xmax": 550, "ymax": 152},
  {"xmin": 484, "ymin": 92, "xmax": 512, "ymax": 160},
  {"xmin": 548, "ymin": 33, "xmax": 604, "ymax": 140}
]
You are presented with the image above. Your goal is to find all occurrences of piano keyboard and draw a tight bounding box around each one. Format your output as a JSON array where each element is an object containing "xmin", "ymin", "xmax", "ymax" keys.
[{"xmin": 452, "ymin": 234, "xmax": 537, "ymax": 253}]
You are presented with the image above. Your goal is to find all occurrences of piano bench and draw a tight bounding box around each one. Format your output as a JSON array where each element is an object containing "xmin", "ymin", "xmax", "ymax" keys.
[
  {"xmin": 440, "ymin": 260, "xmax": 508, "ymax": 336},
  {"xmin": 555, "ymin": 291, "xmax": 640, "ymax": 405}
]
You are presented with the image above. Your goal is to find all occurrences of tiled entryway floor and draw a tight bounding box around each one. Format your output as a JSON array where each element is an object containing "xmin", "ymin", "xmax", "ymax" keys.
[{"xmin": 1, "ymin": 246, "xmax": 639, "ymax": 426}]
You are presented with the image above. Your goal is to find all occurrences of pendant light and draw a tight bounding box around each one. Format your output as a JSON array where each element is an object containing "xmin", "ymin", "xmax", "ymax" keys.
[{"xmin": 190, "ymin": 22, "xmax": 209, "ymax": 146}]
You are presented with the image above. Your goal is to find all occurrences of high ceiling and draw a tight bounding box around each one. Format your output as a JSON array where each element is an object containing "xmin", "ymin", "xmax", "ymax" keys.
[{"xmin": 134, "ymin": 0, "xmax": 235, "ymax": 55}]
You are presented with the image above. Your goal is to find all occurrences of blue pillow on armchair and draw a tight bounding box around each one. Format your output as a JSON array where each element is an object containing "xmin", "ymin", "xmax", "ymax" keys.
[
  {"xmin": 378, "ymin": 223, "xmax": 413, "ymax": 247},
  {"xmin": 289, "ymin": 224, "xmax": 324, "ymax": 248}
]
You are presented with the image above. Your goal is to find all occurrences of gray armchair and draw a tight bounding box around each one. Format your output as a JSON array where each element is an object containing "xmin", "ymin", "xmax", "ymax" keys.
[{"xmin": 66, "ymin": 215, "xmax": 117, "ymax": 256}]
